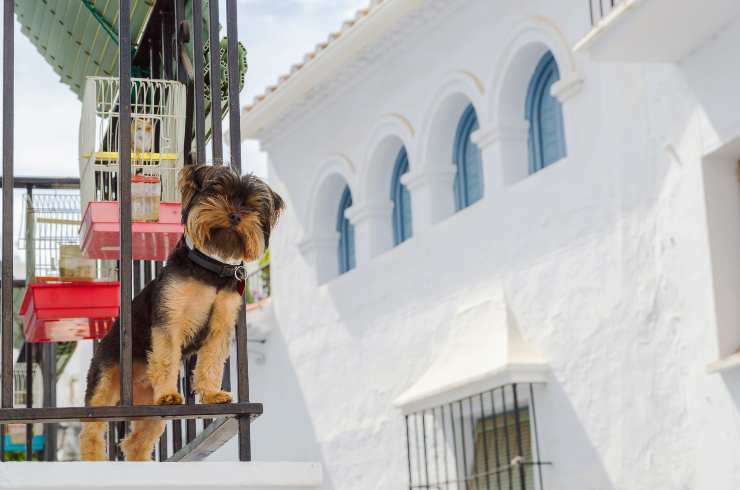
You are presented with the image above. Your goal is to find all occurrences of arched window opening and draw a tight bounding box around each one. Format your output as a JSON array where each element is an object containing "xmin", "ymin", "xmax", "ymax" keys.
[
  {"xmin": 337, "ymin": 186, "xmax": 356, "ymax": 274},
  {"xmin": 526, "ymin": 51, "xmax": 566, "ymax": 173},
  {"xmin": 391, "ymin": 148, "xmax": 413, "ymax": 245},
  {"xmin": 453, "ymin": 104, "xmax": 484, "ymax": 210}
]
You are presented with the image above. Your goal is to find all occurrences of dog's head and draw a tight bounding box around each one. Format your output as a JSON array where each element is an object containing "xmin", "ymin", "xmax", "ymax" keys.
[{"xmin": 178, "ymin": 165, "xmax": 284, "ymax": 262}]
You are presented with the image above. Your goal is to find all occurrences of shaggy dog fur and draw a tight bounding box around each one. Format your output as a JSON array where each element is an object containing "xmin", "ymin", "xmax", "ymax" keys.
[{"xmin": 79, "ymin": 164, "xmax": 284, "ymax": 461}]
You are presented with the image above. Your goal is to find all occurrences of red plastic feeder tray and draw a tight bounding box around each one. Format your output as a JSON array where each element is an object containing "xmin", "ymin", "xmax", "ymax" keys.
[
  {"xmin": 80, "ymin": 201, "xmax": 184, "ymax": 261},
  {"xmin": 19, "ymin": 281, "xmax": 120, "ymax": 343}
]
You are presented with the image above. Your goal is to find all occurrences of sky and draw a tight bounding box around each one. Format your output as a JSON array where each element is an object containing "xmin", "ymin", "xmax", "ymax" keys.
[
  {"xmin": 4, "ymin": 0, "xmax": 368, "ymax": 179},
  {"xmin": 0, "ymin": 0, "xmax": 367, "ymax": 275}
]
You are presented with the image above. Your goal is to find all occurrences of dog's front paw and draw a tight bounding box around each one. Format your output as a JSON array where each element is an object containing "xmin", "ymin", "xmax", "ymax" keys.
[
  {"xmin": 155, "ymin": 393, "xmax": 184, "ymax": 405},
  {"xmin": 201, "ymin": 391, "xmax": 233, "ymax": 404}
]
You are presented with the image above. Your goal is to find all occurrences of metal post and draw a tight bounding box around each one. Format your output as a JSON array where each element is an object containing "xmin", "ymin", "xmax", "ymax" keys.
[
  {"xmin": 25, "ymin": 343, "xmax": 33, "ymax": 461},
  {"xmin": 42, "ymin": 343, "xmax": 56, "ymax": 461},
  {"xmin": 2, "ymin": 0, "xmax": 15, "ymax": 412},
  {"xmin": 118, "ymin": 0, "xmax": 134, "ymax": 407},
  {"xmin": 226, "ymin": 0, "xmax": 251, "ymax": 462},
  {"xmin": 207, "ymin": 0, "xmax": 223, "ymax": 164},
  {"xmin": 192, "ymin": 0, "xmax": 206, "ymax": 164}
]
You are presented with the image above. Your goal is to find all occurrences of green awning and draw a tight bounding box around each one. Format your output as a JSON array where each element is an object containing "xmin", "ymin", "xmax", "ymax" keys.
[{"xmin": 15, "ymin": 0, "xmax": 156, "ymax": 98}]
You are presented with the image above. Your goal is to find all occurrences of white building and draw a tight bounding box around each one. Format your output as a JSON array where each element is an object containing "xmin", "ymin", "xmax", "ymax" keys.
[{"xmin": 235, "ymin": 0, "xmax": 740, "ymax": 489}]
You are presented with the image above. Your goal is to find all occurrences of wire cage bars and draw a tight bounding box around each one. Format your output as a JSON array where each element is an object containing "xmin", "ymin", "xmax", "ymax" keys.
[
  {"xmin": 18, "ymin": 192, "xmax": 86, "ymax": 279},
  {"xmin": 78, "ymin": 77, "xmax": 187, "ymax": 213},
  {"xmin": 405, "ymin": 383, "xmax": 549, "ymax": 490}
]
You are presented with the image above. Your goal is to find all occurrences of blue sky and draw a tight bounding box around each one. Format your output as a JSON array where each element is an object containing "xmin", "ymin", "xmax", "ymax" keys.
[{"xmin": 8, "ymin": 0, "xmax": 367, "ymax": 178}]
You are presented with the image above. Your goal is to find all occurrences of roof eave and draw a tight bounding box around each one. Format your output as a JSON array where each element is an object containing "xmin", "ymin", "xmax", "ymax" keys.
[{"xmin": 239, "ymin": 0, "xmax": 422, "ymax": 141}]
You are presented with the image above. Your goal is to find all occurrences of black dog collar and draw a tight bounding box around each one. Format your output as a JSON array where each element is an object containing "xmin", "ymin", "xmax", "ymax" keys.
[{"xmin": 185, "ymin": 240, "xmax": 247, "ymax": 281}]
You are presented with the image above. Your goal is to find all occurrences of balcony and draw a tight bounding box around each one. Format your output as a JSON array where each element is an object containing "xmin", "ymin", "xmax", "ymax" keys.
[{"xmin": 575, "ymin": 0, "xmax": 740, "ymax": 61}]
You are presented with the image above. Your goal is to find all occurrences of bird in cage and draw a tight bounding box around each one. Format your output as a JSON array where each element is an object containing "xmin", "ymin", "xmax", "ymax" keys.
[{"xmin": 130, "ymin": 117, "xmax": 154, "ymax": 154}]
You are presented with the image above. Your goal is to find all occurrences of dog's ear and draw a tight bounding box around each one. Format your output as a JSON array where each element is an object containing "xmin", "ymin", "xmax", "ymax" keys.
[
  {"xmin": 269, "ymin": 189, "xmax": 285, "ymax": 229},
  {"xmin": 178, "ymin": 165, "xmax": 207, "ymax": 209}
]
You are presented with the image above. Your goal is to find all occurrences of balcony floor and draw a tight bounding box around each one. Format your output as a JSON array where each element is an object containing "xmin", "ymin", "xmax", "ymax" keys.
[{"xmin": 0, "ymin": 462, "xmax": 322, "ymax": 490}]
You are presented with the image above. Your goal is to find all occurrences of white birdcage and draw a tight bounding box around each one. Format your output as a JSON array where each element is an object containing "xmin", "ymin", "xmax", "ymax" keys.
[
  {"xmin": 13, "ymin": 362, "xmax": 43, "ymax": 408},
  {"xmin": 78, "ymin": 77, "xmax": 187, "ymax": 213}
]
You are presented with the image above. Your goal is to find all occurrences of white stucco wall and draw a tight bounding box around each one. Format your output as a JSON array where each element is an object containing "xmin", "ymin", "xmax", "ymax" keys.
[{"xmin": 238, "ymin": 1, "xmax": 740, "ymax": 489}]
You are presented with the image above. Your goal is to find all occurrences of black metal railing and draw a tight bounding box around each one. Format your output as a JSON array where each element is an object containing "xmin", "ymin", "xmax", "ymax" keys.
[
  {"xmin": 0, "ymin": 0, "xmax": 257, "ymax": 462},
  {"xmin": 405, "ymin": 383, "xmax": 550, "ymax": 490},
  {"xmin": 588, "ymin": 0, "xmax": 623, "ymax": 26}
]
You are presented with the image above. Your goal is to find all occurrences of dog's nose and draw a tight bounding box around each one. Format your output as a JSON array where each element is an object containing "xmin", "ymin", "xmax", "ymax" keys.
[{"xmin": 229, "ymin": 212, "xmax": 241, "ymax": 225}]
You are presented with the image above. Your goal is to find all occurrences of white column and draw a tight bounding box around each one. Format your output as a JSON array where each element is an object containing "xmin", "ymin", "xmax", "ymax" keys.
[
  {"xmin": 402, "ymin": 165, "xmax": 457, "ymax": 233},
  {"xmin": 298, "ymin": 233, "xmax": 339, "ymax": 284},
  {"xmin": 472, "ymin": 122, "xmax": 530, "ymax": 191},
  {"xmin": 346, "ymin": 201, "xmax": 393, "ymax": 264}
]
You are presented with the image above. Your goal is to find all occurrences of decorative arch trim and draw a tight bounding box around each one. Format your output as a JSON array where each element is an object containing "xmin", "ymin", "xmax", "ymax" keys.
[{"xmin": 486, "ymin": 15, "xmax": 582, "ymax": 128}]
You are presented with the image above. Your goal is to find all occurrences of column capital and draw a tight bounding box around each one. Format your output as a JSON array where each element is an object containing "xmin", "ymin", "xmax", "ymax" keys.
[
  {"xmin": 471, "ymin": 122, "xmax": 529, "ymax": 150},
  {"xmin": 401, "ymin": 165, "xmax": 457, "ymax": 191},
  {"xmin": 345, "ymin": 201, "xmax": 393, "ymax": 225}
]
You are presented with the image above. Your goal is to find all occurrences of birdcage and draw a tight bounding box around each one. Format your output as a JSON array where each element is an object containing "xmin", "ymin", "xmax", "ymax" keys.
[
  {"xmin": 79, "ymin": 76, "xmax": 186, "ymax": 209},
  {"xmin": 78, "ymin": 76, "xmax": 186, "ymax": 260},
  {"xmin": 5, "ymin": 363, "xmax": 45, "ymax": 454},
  {"xmin": 13, "ymin": 362, "xmax": 43, "ymax": 409},
  {"xmin": 18, "ymin": 192, "xmax": 92, "ymax": 280},
  {"xmin": 18, "ymin": 191, "xmax": 119, "ymax": 343}
]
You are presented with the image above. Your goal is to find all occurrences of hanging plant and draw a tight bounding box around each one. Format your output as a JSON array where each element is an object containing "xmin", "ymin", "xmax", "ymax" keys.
[{"xmin": 204, "ymin": 37, "xmax": 248, "ymax": 102}]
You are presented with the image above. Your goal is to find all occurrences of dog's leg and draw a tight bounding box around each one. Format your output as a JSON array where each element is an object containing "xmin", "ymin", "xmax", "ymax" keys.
[
  {"xmin": 80, "ymin": 365, "xmax": 120, "ymax": 461},
  {"xmin": 148, "ymin": 327, "xmax": 185, "ymax": 405},
  {"xmin": 193, "ymin": 290, "xmax": 241, "ymax": 404},
  {"xmin": 120, "ymin": 380, "xmax": 166, "ymax": 461}
]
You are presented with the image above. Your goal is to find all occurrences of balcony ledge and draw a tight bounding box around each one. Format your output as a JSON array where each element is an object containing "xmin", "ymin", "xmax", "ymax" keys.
[
  {"xmin": 707, "ymin": 351, "xmax": 740, "ymax": 374},
  {"xmin": 0, "ymin": 462, "xmax": 321, "ymax": 490},
  {"xmin": 575, "ymin": 0, "xmax": 740, "ymax": 62}
]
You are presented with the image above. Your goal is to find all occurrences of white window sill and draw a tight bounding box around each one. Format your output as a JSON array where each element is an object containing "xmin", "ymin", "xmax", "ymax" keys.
[{"xmin": 707, "ymin": 352, "xmax": 740, "ymax": 374}]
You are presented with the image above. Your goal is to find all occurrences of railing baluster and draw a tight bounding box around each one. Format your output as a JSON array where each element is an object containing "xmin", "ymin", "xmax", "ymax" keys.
[
  {"xmin": 207, "ymin": 0, "xmax": 223, "ymax": 164},
  {"xmin": 226, "ymin": 0, "xmax": 252, "ymax": 462},
  {"xmin": 25, "ymin": 343, "xmax": 33, "ymax": 461},
  {"xmin": 192, "ymin": 0, "xmax": 206, "ymax": 163},
  {"xmin": 118, "ymin": 0, "xmax": 134, "ymax": 408},
  {"xmin": 2, "ymin": 0, "xmax": 16, "ymax": 414}
]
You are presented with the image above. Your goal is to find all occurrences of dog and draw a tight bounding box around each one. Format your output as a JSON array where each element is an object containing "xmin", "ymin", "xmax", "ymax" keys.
[{"xmin": 79, "ymin": 164, "xmax": 284, "ymax": 461}]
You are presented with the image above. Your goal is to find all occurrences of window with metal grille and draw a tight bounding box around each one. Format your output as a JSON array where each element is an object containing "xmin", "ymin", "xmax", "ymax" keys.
[{"xmin": 405, "ymin": 383, "xmax": 548, "ymax": 489}]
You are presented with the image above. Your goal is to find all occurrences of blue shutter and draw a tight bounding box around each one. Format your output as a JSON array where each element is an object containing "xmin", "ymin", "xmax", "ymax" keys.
[
  {"xmin": 337, "ymin": 186, "xmax": 356, "ymax": 274},
  {"xmin": 391, "ymin": 148, "xmax": 413, "ymax": 245},
  {"xmin": 453, "ymin": 104, "xmax": 484, "ymax": 210},
  {"xmin": 526, "ymin": 51, "xmax": 566, "ymax": 173}
]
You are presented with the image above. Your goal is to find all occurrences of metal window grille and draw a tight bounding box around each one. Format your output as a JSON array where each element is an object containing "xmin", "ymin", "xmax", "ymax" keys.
[{"xmin": 405, "ymin": 383, "xmax": 549, "ymax": 490}]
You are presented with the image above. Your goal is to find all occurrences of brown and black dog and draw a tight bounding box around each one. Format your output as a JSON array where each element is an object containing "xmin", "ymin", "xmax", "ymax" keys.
[{"xmin": 80, "ymin": 164, "xmax": 284, "ymax": 461}]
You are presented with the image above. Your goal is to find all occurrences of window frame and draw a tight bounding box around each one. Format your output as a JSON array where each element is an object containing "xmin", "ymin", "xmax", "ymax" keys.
[
  {"xmin": 453, "ymin": 104, "xmax": 484, "ymax": 211},
  {"xmin": 526, "ymin": 51, "xmax": 566, "ymax": 173},
  {"xmin": 336, "ymin": 186, "xmax": 355, "ymax": 274},
  {"xmin": 391, "ymin": 147, "xmax": 413, "ymax": 245}
]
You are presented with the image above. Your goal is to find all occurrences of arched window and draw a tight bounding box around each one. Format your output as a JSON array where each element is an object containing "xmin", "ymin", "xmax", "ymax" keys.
[
  {"xmin": 453, "ymin": 104, "xmax": 483, "ymax": 210},
  {"xmin": 337, "ymin": 186, "xmax": 356, "ymax": 274},
  {"xmin": 391, "ymin": 148, "xmax": 413, "ymax": 245},
  {"xmin": 526, "ymin": 51, "xmax": 566, "ymax": 173}
]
